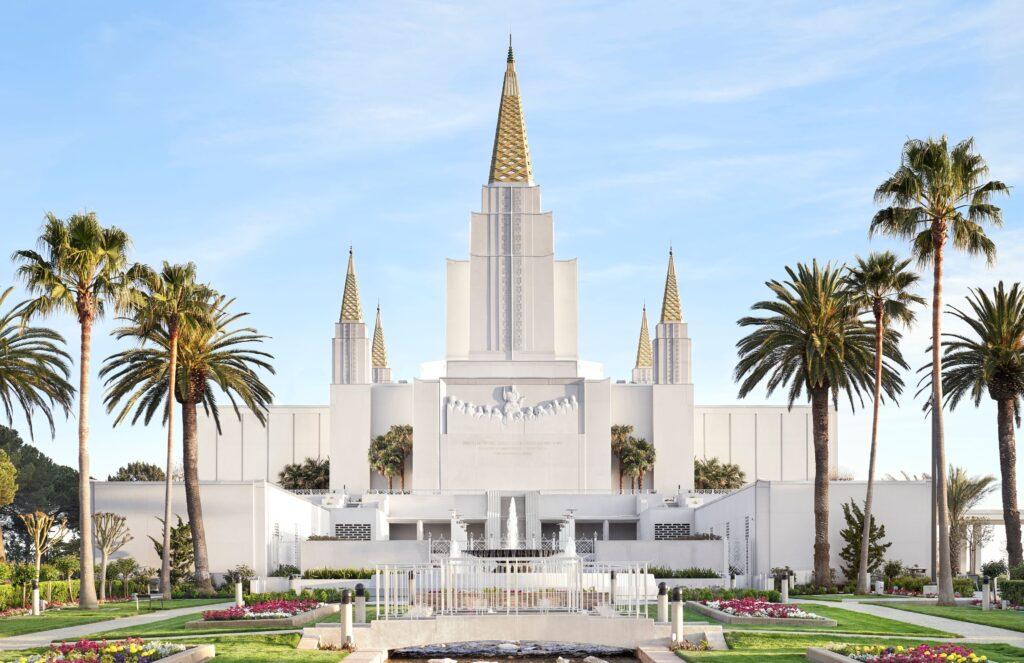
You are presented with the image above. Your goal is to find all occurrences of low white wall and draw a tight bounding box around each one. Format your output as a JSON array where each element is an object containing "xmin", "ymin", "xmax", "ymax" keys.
[
  {"xmin": 594, "ymin": 540, "xmax": 727, "ymax": 575},
  {"xmin": 301, "ymin": 539, "xmax": 430, "ymax": 570}
]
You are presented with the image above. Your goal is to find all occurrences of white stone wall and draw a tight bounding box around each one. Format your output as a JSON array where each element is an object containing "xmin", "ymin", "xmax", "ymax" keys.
[{"xmin": 594, "ymin": 540, "xmax": 726, "ymax": 573}]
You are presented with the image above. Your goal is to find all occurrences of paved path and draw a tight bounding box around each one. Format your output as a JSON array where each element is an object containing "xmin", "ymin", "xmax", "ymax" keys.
[
  {"xmin": 0, "ymin": 601, "xmax": 234, "ymax": 651},
  {"xmin": 793, "ymin": 598, "xmax": 1024, "ymax": 644}
]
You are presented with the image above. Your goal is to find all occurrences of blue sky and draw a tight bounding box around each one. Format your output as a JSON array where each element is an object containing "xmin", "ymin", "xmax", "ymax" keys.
[{"xmin": 1, "ymin": 1, "xmax": 1023, "ymax": 500}]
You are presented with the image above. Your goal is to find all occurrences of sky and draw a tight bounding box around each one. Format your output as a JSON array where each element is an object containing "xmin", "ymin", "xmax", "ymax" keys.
[{"xmin": 1, "ymin": 1, "xmax": 1023, "ymax": 515}]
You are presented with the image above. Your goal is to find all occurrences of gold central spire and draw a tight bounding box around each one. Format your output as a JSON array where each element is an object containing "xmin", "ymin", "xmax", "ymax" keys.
[
  {"xmin": 634, "ymin": 305, "xmax": 652, "ymax": 368},
  {"xmin": 660, "ymin": 248, "xmax": 682, "ymax": 323},
  {"xmin": 488, "ymin": 37, "xmax": 534, "ymax": 184},
  {"xmin": 372, "ymin": 304, "xmax": 388, "ymax": 368},
  {"xmin": 340, "ymin": 247, "xmax": 363, "ymax": 322}
]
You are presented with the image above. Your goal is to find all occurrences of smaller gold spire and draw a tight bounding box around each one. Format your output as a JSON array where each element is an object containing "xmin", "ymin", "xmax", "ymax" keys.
[
  {"xmin": 634, "ymin": 305, "xmax": 652, "ymax": 368},
  {"xmin": 660, "ymin": 247, "xmax": 682, "ymax": 323},
  {"xmin": 340, "ymin": 246, "xmax": 363, "ymax": 322},
  {"xmin": 372, "ymin": 304, "xmax": 388, "ymax": 369}
]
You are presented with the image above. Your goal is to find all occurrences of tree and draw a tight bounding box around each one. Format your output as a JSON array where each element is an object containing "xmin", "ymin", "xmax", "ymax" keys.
[
  {"xmin": 844, "ymin": 251, "xmax": 923, "ymax": 594},
  {"xmin": 735, "ymin": 261, "xmax": 907, "ymax": 586},
  {"xmin": 694, "ymin": 457, "xmax": 746, "ymax": 490},
  {"xmin": 0, "ymin": 449, "xmax": 17, "ymax": 562},
  {"xmin": 839, "ymin": 499, "xmax": 891, "ymax": 583},
  {"xmin": 945, "ymin": 466, "xmax": 996, "ymax": 576},
  {"xmin": 611, "ymin": 424, "xmax": 635, "ymax": 493},
  {"xmin": 368, "ymin": 434, "xmax": 403, "ymax": 490},
  {"xmin": 278, "ymin": 457, "xmax": 330, "ymax": 490},
  {"xmin": 148, "ymin": 515, "xmax": 193, "ymax": 588},
  {"xmin": 871, "ymin": 136, "xmax": 1009, "ymax": 605},
  {"xmin": 622, "ymin": 437, "xmax": 656, "ymax": 491},
  {"xmin": 107, "ymin": 461, "xmax": 165, "ymax": 482},
  {"xmin": 52, "ymin": 553, "xmax": 79, "ymax": 601},
  {"xmin": 13, "ymin": 212, "xmax": 134, "ymax": 609},
  {"xmin": 122, "ymin": 262, "xmax": 214, "ymax": 597},
  {"xmin": 103, "ymin": 295, "xmax": 273, "ymax": 595},
  {"xmin": 93, "ymin": 512, "xmax": 132, "ymax": 602},
  {"xmin": 0, "ymin": 286, "xmax": 74, "ymax": 440},
  {"xmin": 939, "ymin": 282, "xmax": 1024, "ymax": 569},
  {"xmin": 108, "ymin": 556, "xmax": 139, "ymax": 598},
  {"xmin": 20, "ymin": 511, "xmax": 69, "ymax": 585}
]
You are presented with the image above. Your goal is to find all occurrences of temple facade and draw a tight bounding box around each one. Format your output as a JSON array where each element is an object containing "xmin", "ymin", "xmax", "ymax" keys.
[{"xmin": 92, "ymin": 44, "xmax": 932, "ymax": 585}]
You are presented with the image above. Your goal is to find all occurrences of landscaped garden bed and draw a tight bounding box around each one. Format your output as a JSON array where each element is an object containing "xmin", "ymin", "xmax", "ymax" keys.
[
  {"xmin": 687, "ymin": 598, "xmax": 838, "ymax": 627},
  {"xmin": 6, "ymin": 638, "xmax": 215, "ymax": 663},
  {"xmin": 184, "ymin": 599, "xmax": 337, "ymax": 629},
  {"xmin": 807, "ymin": 643, "xmax": 992, "ymax": 662}
]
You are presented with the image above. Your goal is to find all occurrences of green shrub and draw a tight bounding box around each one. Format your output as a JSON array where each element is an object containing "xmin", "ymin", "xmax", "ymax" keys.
[
  {"xmin": 982, "ymin": 559, "xmax": 1008, "ymax": 579},
  {"xmin": 244, "ymin": 588, "xmax": 352, "ymax": 604},
  {"xmin": 953, "ymin": 576, "xmax": 977, "ymax": 596},
  {"xmin": 792, "ymin": 583, "xmax": 845, "ymax": 596},
  {"xmin": 648, "ymin": 566, "xmax": 721, "ymax": 579},
  {"xmin": 888, "ymin": 575, "xmax": 927, "ymax": 593},
  {"xmin": 270, "ymin": 564, "xmax": 300, "ymax": 577},
  {"xmin": 301, "ymin": 567, "xmax": 374, "ymax": 580},
  {"xmin": 1010, "ymin": 563, "xmax": 1024, "ymax": 580},
  {"xmin": 1001, "ymin": 579, "xmax": 1024, "ymax": 606},
  {"xmin": 675, "ymin": 587, "xmax": 780, "ymax": 602}
]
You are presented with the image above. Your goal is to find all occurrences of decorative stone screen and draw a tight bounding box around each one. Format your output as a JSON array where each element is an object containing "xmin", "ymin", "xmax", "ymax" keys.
[
  {"xmin": 334, "ymin": 523, "xmax": 371, "ymax": 541},
  {"xmin": 654, "ymin": 523, "xmax": 692, "ymax": 540}
]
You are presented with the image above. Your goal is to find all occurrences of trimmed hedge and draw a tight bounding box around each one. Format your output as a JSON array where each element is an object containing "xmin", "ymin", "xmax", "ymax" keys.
[
  {"xmin": 1001, "ymin": 579, "xmax": 1024, "ymax": 606},
  {"xmin": 676, "ymin": 587, "xmax": 780, "ymax": 602},
  {"xmin": 244, "ymin": 588, "xmax": 349, "ymax": 604},
  {"xmin": 301, "ymin": 567, "xmax": 374, "ymax": 580},
  {"xmin": 649, "ymin": 566, "xmax": 721, "ymax": 579},
  {"xmin": 953, "ymin": 576, "xmax": 976, "ymax": 596},
  {"xmin": 0, "ymin": 580, "xmax": 81, "ymax": 610}
]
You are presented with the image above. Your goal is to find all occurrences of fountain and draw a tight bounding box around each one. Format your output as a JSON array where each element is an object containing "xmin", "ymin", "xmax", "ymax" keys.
[{"xmin": 507, "ymin": 498, "xmax": 520, "ymax": 549}]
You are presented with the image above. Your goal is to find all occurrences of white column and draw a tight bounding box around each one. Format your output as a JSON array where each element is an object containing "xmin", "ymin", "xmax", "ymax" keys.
[
  {"xmin": 602, "ymin": 520, "xmax": 610, "ymax": 541},
  {"xmin": 416, "ymin": 520, "xmax": 424, "ymax": 541}
]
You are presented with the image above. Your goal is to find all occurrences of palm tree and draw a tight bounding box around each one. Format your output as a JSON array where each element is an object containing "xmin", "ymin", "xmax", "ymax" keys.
[
  {"xmin": 940, "ymin": 282, "xmax": 1024, "ymax": 568},
  {"xmin": 611, "ymin": 424, "xmax": 635, "ymax": 493},
  {"xmin": 386, "ymin": 425, "xmax": 413, "ymax": 490},
  {"xmin": 12, "ymin": 212, "xmax": 133, "ymax": 609},
  {"xmin": 871, "ymin": 136, "xmax": 1008, "ymax": 604},
  {"xmin": 102, "ymin": 294, "xmax": 273, "ymax": 594},
  {"xmin": 844, "ymin": 252, "xmax": 924, "ymax": 594},
  {"xmin": 946, "ymin": 465, "xmax": 996, "ymax": 576},
  {"xmin": 625, "ymin": 438, "xmax": 656, "ymax": 491},
  {"xmin": 694, "ymin": 457, "xmax": 746, "ymax": 490},
  {"xmin": 368, "ymin": 434, "xmax": 402, "ymax": 490},
  {"xmin": 125, "ymin": 262, "xmax": 214, "ymax": 596},
  {"xmin": 278, "ymin": 457, "xmax": 330, "ymax": 490},
  {"xmin": 0, "ymin": 286, "xmax": 74, "ymax": 438},
  {"xmin": 735, "ymin": 261, "xmax": 906, "ymax": 586}
]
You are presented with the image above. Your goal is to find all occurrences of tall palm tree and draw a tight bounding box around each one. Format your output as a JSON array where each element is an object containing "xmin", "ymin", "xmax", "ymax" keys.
[
  {"xmin": 101, "ymin": 295, "xmax": 273, "ymax": 594},
  {"xmin": 945, "ymin": 465, "xmax": 996, "ymax": 576},
  {"xmin": 940, "ymin": 282, "xmax": 1024, "ymax": 568},
  {"xmin": 610, "ymin": 424, "xmax": 634, "ymax": 493},
  {"xmin": 871, "ymin": 136, "xmax": 1008, "ymax": 604},
  {"xmin": 368, "ymin": 434, "xmax": 403, "ymax": 490},
  {"xmin": 0, "ymin": 286, "xmax": 74, "ymax": 438},
  {"xmin": 124, "ymin": 262, "xmax": 214, "ymax": 596},
  {"xmin": 13, "ymin": 212, "xmax": 133, "ymax": 610},
  {"xmin": 735, "ymin": 261, "xmax": 906, "ymax": 586},
  {"xmin": 625, "ymin": 438, "xmax": 655, "ymax": 492},
  {"xmin": 386, "ymin": 424, "xmax": 413, "ymax": 490},
  {"xmin": 844, "ymin": 252, "xmax": 924, "ymax": 594}
]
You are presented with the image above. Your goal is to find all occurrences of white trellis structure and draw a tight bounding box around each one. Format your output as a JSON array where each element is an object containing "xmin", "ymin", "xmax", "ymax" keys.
[{"xmin": 375, "ymin": 557, "xmax": 651, "ymax": 619}]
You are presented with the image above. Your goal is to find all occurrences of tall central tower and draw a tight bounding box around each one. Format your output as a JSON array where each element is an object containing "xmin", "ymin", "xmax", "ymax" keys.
[{"xmin": 445, "ymin": 42, "xmax": 578, "ymax": 371}]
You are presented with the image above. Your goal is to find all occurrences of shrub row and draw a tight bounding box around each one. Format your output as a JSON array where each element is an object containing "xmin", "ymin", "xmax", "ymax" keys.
[
  {"xmin": 1000, "ymin": 580, "xmax": 1024, "ymax": 606},
  {"xmin": 675, "ymin": 587, "xmax": 780, "ymax": 602},
  {"xmin": 0, "ymin": 580, "xmax": 81, "ymax": 610},
  {"xmin": 244, "ymin": 588, "xmax": 350, "ymax": 604},
  {"xmin": 649, "ymin": 566, "xmax": 721, "ymax": 579},
  {"xmin": 301, "ymin": 567, "xmax": 375, "ymax": 580}
]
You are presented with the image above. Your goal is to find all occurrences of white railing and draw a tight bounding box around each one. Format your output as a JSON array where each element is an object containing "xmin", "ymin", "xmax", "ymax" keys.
[{"xmin": 374, "ymin": 557, "xmax": 650, "ymax": 619}]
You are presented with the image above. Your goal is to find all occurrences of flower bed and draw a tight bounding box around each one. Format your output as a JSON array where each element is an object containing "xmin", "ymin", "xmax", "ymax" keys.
[
  {"xmin": 202, "ymin": 599, "xmax": 321, "ymax": 621},
  {"xmin": 687, "ymin": 598, "xmax": 837, "ymax": 627},
  {"xmin": 10, "ymin": 638, "xmax": 214, "ymax": 662},
  {"xmin": 808, "ymin": 643, "xmax": 991, "ymax": 662}
]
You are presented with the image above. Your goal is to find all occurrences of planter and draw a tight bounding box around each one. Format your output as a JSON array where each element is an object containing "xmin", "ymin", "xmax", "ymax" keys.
[
  {"xmin": 807, "ymin": 644, "xmax": 991, "ymax": 662},
  {"xmin": 159, "ymin": 645, "xmax": 216, "ymax": 663},
  {"xmin": 185, "ymin": 603, "xmax": 338, "ymax": 629},
  {"xmin": 806, "ymin": 648, "xmax": 855, "ymax": 663},
  {"xmin": 686, "ymin": 600, "xmax": 837, "ymax": 627}
]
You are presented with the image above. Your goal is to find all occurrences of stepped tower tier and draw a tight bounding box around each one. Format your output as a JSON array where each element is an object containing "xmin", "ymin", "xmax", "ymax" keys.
[
  {"xmin": 631, "ymin": 305, "xmax": 653, "ymax": 384},
  {"xmin": 653, "ymin": 248, "xmax": 692, "ymax": 385}
]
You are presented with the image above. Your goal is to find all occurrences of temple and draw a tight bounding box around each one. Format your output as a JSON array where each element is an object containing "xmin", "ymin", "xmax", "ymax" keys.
[{"xmin": 92, "ymin": 43, "xmax": 932, "ymax": 585}]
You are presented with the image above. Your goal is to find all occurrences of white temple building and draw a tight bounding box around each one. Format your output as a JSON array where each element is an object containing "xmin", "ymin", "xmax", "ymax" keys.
[{"xmin": 93, "ymin": 44, "xmax": 932, "ymax": 585}]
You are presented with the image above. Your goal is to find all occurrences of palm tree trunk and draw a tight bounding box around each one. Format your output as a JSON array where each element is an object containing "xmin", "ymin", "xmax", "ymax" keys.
[
  {"xmin": 99, "ymin": 550, "xmax": 108, "ymax": 602},
  {"xmin": 931, "ymin": 231, "xmax": 956, "ymax": 605},
  {"xmin": 810, "ymin": 385, "xmax": 831, "ymax": 587},
  {"xmin": 159, "ymin": 329, "xmax": 179, "ymax": 597},
  {"xmin": 997, "ymin": 397, "xmax": 1023, "ymax": 567},
  {"xmin": 618, "ymin": 464, "xmax": 624, "ymax": 493},
  {"xmin": 182, "ymin": 399, "xmax": 215, "ymax": 595},
  {"xmin": 78, "ymin": 316, "xmax": 99, "ymax": 610},
  {"xmin": 857, "ymin": 310, "xmax": 885, "ymax": 594}
]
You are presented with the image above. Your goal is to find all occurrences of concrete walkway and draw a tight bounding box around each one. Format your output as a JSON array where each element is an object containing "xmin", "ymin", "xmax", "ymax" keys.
[
  {"xmin": 793, "ymin": 598, "xmax": 1024, "ymax": 644},
  {"xmin": 0, "ymin": 601, "xmax": 234, "ymax": 651}
]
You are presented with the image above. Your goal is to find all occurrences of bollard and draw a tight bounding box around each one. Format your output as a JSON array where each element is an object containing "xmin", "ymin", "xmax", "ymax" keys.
[
  {"xmin": 408, "ymin": 570, "xmax": 417, "ymax": 607},
  {"xmin": 657, "ymin": 582, "xmax": 669, "ymax": 623},
  {"xmin": 355, "ymin": 583, "xmax": 367, "ymax": 623},
  {"xmin": 609, "ymin": 570, "xmax": 617, "ymax": 608},
  {"xmin": 670, "ymin": 587, "xmax": 685, "ymax": 646},
  {"xmin": 982, "ymin": 577, "xmax": 991, "ymax": 611},
  {"xmin": 31, "ymin": 579, "xmax": 40, "ymax": 616},
  {"xmin": 340, "ymin": 589, "xmax": 354, "ymax": 647},
  {"xmin": 780, "ymin": 578, "xmax": 789, "ymax": 604},
  {"xmin": 235, "ymin": 581, "xmax": 244, "ymax": 607}
]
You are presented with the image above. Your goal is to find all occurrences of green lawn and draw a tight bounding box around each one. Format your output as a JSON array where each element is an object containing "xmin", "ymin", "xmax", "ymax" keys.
[
  {"xmin": 90, "ymin": 612, "xmax": 296, "ymax": 638},
  {"xmin": 681, "ymin": 604, "xmax": 955, "ymax": 637},
  {"xmin": 0, "ymin": 634, "xmax": 346, "ymax": 662},
  {"xmin": 864, "ymin": 601, "xmax": 1024, "ymax": 633},
  {"xmin": 0, "ymin": 599, "xmax": 226, "ymax": 638},
  {"xmin": 677, "ymin": 632, "xmax": 1024, "ymax": 662}
]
